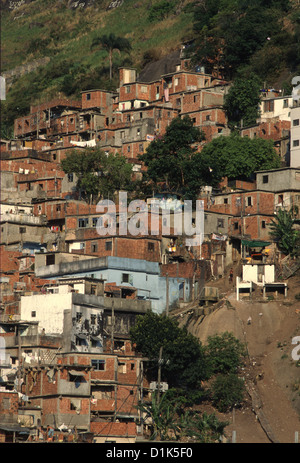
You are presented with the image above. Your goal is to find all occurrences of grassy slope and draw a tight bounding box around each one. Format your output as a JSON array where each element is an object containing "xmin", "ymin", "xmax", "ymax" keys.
[
  {"xmin": 0, "ymin": 0, "xmax": 195, "ymax": 133},
  {"xmin": 1, "ymin": 0, "xmax": 194, "ymax": 85}
]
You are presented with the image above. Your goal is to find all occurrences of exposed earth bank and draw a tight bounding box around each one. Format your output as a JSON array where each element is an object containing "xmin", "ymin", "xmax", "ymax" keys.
[{"xmin": 175, "ymin": 275, "xmax": 300, "ymax": 443}]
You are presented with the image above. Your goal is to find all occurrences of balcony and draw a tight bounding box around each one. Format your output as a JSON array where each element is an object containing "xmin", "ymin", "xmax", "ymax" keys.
[{"xmin": 0, "ymin": 212, "xmax": 47, "ymax": 226}]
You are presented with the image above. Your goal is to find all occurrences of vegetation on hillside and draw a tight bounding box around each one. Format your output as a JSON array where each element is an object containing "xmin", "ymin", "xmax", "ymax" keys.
[
  {"xmin": 188, "ymin": 0, "xmax": 300, "ymax": 83},
  {"xmin": 130, "ymin": 312, "xmax": 246, "ymax": 441},
  {"xmin": 269, "ymin": 206, "xmax": 300, "ymax": 256},
  {"xmin": 2, "ymin": 0, "xmax": 300, "ymax": 138},
  {"xmin": 0, "ymin": 0, "xmax": 194, "ymax": 136},
  {"xmin": 139, "ymin": 116, "xmax": 281, "ymax": 198},
  {"xmin": 60, "ymin": 147, "xmax": 134, "ymax": 203}
]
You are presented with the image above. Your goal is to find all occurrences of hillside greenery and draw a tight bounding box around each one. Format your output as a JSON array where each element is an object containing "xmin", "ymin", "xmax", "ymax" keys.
[{"xmin": 2, "ymin": 0, "xmax": 300, "ymax": 138}]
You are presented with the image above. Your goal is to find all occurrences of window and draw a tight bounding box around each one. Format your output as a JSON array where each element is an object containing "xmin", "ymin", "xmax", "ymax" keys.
[
  {"xmin": 86, "ymin": 94, "xmax": 91, "ymax": 100},
  {"xmin": 92, "ymin": 359, "xmax": 105, "ymax": 370},
  {"xmin": 234, "ymin": 222, "xmax": 239, "ymax": 230},
  {"xmin": 194, "ymin": 95, "xmax": 197, "ymax": 103},
  {"xmin": 79, "ymin": 242, "xmax": 85, "ymax": 250},
  {"xmin": 206, "ymin": 115, "xmax": 211, "ymax": 121},
  {"xmin": 148, "ymin": 242, "xmax": 155, "ymax": 251},
  {"xmin": 91, "ymin": 242, "xmax": 98, "ymax": 253},
  {"xmin": 247, "ymin": 197, "xmax": 252, "ymax": 206},
  {"xmin": 224, "ymin": 198, "xmax": 228, "ymax": 204},
  {"xmin": 78, "ymin": 218, "xmax": 88, "ymax": 228},
  {"xmin": 31, "ymin": 311, "xmax": 36, "ymax": 317},
  {"xmin": 283, "ymin": 99, "xmax": 289, "ymax": 108},
  {"xmin": 261, "ymin": 220, "xmax": 266, "ymax": 228},
  {"xmin": 139, "ymin": 143, "xmax": 143, "ymax": 152},
  {"xmin": 56, "ymin": 205, "xmax": 61, "ymax": 212},
  {"xmin": 217, "ymin": 218, "xmax": 224, "ymax": 228},
  {"xmin": 105, "ymin": 241, "xmax": 112, "ymax": 251},
  {"xmin": 293, "ymin": 140, "xmax": 300, "ymax": 147},
  {"xmin": 76, "ymin": 312, "xmax": 82, "ymax": 322},
  {"xmin": 126, "ymin": 86, "xmax": 130, "ymax": 93},
  {"xmin": 127, "ymin": 145, "xmax": 131, "ymax": 153},
  {"xmin": 92, "ymin": 217, "xmax": 99, "ymax": 228},
  {"xmin": 141, "ymin": 85, "xmax": 147, "ymax": 93},
  {"xmin": 264, "ymin": 100, "xmax": 274, "ymax": 112},
  {"xmin": 90, "ymin": 313, "xmax": 97, "ymax": 324},
  {"xmin": 262, "ymin": 175, "xmax": 269, "ymax": 184},
  {"xmin": 293, "ymin": 119, "xmax": 300, "ymax": 126},
  {"xmin": 46, "ymin": 254, "xmax": 55, "ymax": 266},
  {"xmin": 67, "ymin": 173, "xmax": 74, "ymax": 182},
  {"xmin": 19, "ymin": 227, "xmax": 26, "ymax": 234},
  {"xmin": 122, "ymin": 273, "xmax": 130, "ymax": 283}
]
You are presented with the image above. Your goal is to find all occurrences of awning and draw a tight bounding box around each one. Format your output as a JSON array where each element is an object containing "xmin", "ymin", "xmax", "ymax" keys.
[
  {"xmin": 241, "ymin": 240, "xmax": 271, "ymax": 248},
  {"xmin": 0, "ymin": 424, "xmax": 31, "ymax": 433},
  {"xmin": 75, "ymin": 333, "xmax": 87, "ymax": 340},
  {"xmin": 69, "ymin": 370, "xmax": 85, "ymax": 377}
]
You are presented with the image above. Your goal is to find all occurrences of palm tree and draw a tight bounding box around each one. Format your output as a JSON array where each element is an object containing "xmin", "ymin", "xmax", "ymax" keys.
[
  {"xmin": 91, "ymin": 33, "xmax": 131, "ymax": 80},
  {"xmin": 269, "ymin": 206, "xmax": 300, "ymax": 257}
]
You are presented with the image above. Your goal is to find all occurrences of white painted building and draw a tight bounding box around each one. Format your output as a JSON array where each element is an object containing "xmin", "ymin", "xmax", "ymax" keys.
[
  {"xmin": 20, "ymin": 293, "xmax": 73, "ymax": 335},
  {"xmin": 259, "ymin": 95, "xmax": 293, "ymax": 122},
  {"xmin": 290, "ymin": 105, "xmax": 300, "ymax": 168}
]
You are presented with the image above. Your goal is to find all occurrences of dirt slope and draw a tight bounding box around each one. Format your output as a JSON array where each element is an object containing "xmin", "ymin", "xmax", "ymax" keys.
[{"xmin": 175, "ymin": 274, "xmax": 300, "ymax": 443}]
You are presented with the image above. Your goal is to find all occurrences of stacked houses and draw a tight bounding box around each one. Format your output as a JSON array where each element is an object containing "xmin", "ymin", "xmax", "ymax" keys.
[{"xmin": 1, "ymin": 47, "xmax": 300, "ymax": 442}]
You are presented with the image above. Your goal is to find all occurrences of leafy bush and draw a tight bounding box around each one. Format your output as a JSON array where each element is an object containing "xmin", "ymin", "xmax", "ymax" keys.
[
  {"xmin": 211, "ymin": 374, "xmax": 245, "ymax": 413},
  {"xmin": 148, "ymin": 1, "xmax": 176, "ymax": 22},
  {"xmin": 205, "ymin": 332, "xmax": 247, "ymax": 376}
]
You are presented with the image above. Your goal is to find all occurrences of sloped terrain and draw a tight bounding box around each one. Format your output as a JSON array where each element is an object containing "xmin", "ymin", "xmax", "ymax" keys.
[{"xmin": 175, "ymin": 273, "xmax": 300, "ymax": 443}]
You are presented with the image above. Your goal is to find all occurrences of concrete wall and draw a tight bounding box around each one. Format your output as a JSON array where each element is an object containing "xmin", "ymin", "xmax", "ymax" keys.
[
  {"xmin": 256, "ymin": 168, "xmax": 300, "ymax": 192},
  {"xmin": 20, "ymin": 293, "xmax": 73, "ymax": 334},
  {"xmin": 242, "ymin": 264, "xmax": 275, "ymax": 284}
]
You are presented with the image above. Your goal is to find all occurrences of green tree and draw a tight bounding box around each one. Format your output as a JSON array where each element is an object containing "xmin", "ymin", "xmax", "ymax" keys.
[
  {"xmin": 91, "ymin": 33, "xmax": 131, "ymax": 80},
  {"xmin": 223, "ymin": 74, "xmax": 262, "ymax": 129},
  {"xmin": 61, "ymin": 148, "xmax": 133, "ymax": 203},
  {"xmin": 140, "ymin": 116, "xmax": 205, "ymax": 200},
  {"xmin": 190, "ymin": 0, "xmax": 291, "ymax": 79},
  {"xmin": 211, "ymin": 373, "xmax": 246, "ymax": 413},
  {"xmin": 130, "ymin": 312, "xmax": 208, "ymax": 390},
  {"xmin": 269, "ymin": 206, "xmax": 300, "ymax": 256},
  {"xmin": 204, "ymin": 332, "xmax": 247, "ymax": 376},
  {"xmin": 198, "ymin": 133, "xmax": 281, "ymax": 186}
]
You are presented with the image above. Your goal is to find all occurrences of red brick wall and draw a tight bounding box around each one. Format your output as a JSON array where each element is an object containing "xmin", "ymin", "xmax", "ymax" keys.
[
  {"xmin": 90, "ymin": 421, "xmax": 136, "ymax": 437},
  {"xmin": 91, "ymin": 357, "xmax": 116, "ymax": 382}
]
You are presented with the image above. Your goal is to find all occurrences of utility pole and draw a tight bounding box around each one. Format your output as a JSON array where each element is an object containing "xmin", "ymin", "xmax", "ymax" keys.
[
  {"xmin": 157, "ymin": 346, "xmax": 163, "ymax": 406},
  {"xmin": 111, "ymin": 298, "xmax": 114, "ymax": 354},
  {"xmin": 166, "ymin": 273, "xmax": 169, "ymax": 316}
]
